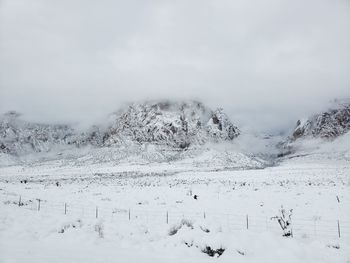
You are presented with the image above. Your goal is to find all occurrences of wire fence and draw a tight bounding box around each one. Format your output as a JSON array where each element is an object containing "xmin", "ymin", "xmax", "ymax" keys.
[{"xmin": 1, "ymin": 192, "xmax": 349, "ymax": 239}]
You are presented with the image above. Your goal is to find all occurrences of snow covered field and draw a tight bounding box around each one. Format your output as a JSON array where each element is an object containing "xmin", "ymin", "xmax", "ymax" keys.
[{"xmin": 0, "ymin": 156, "xmax": 349, "ymax": 263}]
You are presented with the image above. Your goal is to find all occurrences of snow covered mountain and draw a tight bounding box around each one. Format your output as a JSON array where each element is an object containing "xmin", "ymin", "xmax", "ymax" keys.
[
  {"xmin": 3, "ymin": 99, "xmax": 348, "ymax": 168},
  {"xmin": 291, "ymin": 100, "xmax": 350, "ymax": 141},
  {"xmin": 279, "ymin": 99, "xmax": 350, "ymax": 160},
  {"xmin": 0, "ymin": 111, "xmax": 76, "ymax": 155},
  {"xmin": 103, "ymin": 101, "xmax": 239, "ymax": 149},
  {"xmin": 0, "ymin": 101, "xmax": 240, "ymax": 156}
]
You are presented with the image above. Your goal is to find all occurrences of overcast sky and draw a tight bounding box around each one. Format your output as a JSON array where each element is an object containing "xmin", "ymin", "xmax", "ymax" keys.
[{"xmin": 1, "ymin": 0, "xmax": 349, "ymax": 133}]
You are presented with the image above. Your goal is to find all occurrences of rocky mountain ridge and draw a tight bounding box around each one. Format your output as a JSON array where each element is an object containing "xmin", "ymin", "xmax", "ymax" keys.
[
  {"xmin": 290, "ymin": 100, "xmax": 350, "ymax": 141},
  {"xmin": 1, "ymin": 99, "xmax": 349, "ymax": 166},
  {"xmin": 0, "ymin": 101, "xmax": 240, "ymax": 156},
  {"xmin": 278, "ymin": 100, "xmax": 350, "ymax": 157}
]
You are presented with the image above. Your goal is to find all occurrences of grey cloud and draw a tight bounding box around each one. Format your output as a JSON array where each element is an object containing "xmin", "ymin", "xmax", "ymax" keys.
[{"xmin": 0, "ymin": 0, "xmax": 349, "ymax": 133}]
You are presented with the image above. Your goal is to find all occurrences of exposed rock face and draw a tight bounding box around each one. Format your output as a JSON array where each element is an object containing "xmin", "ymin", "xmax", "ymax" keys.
[
  {"xmin": 0, "ymin": 101, "xmax": 240, "ymax": 155},
  {"xmin": 207, "ymin": 108, "xmax": 240, "ymax": 141},
  {"xmin": 291, "ymin": 101, "xmax": 350, "ymax": 141}
]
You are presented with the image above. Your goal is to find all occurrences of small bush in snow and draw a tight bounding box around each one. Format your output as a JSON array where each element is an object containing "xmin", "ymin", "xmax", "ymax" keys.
[
  {"xmin": 58, "ymin": 219, "xmax": 83, "ymax": 233},
  {"xmin": 168, "ymin": 219, "xmax": 193, "ymax": 236},
  {"xmin": 94, "ymin": 222, "xmax": 104, "ymax": 238},
  {"xmin": 200, "ymin": 226, "xmax": 210, "ymax": 233},
  {"xmin": 271, "ymin": 206, "xmax": 293, "ymax": 237},
  {"xmin": 201, "ymin": 246, "xmax": 225, "ymax": 257},
  {"xmin": 327, "ymin": 244, "xmax": 340, "ymax": 249}
]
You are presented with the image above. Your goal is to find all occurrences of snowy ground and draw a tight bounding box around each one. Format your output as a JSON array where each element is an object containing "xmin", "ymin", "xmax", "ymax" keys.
[{"xmin": 0, "ymin": 157, "xmax": 349, "ymax": 262}]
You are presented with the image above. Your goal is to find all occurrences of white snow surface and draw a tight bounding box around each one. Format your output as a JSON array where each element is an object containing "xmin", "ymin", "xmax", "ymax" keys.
[{"xmin": 0, "ymin": 153, "xmax": 349, "ymax": 262}]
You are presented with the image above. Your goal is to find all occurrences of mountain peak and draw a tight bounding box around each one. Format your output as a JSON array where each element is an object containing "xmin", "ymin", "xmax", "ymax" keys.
[{"xmin": 104, "ymin": 100, "xmax": 239, "ymax": 149}]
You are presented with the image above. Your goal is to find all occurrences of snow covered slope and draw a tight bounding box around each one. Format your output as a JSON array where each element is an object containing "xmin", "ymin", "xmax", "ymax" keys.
[
  {"xmin": 290, "ymin": 99, "xmax": 350, "ymax": 141},
  {"xmin": 279, "ymin": 99, "xmax": 350, "ymax": 162}
]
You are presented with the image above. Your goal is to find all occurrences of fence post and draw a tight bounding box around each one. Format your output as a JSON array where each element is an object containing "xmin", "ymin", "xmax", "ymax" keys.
[
  {"xmin": 204, "ymin": 212, "xmax": 206, "ymax": 219},
  {"xmin": 64, "ymin": 203, "xmax": 67, "ymax": 215},
  {"xmin": 128, "ymin": 209, "xmax": 131, "ymax": 220},
  {"xmin": 96, "ymin": 206, "xmax": 98, "ymax": 219},
  {"xmin": 166, "ymin": 211, "xmax": 169, "ymax": 224},
  {"xmin": 246, "ymin": 215, "xmax": 249, "ymax": 230},
  {"xmin": 37, "ymin": 199, "xmax": 41, "ymax": 211},
  {"xmin": 337, "ymin": 220, "xmax": 341, "ymax": 238},
  {"xmin": 18, "ymin": 196, "xmax": 21, "ymax": 207}
]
